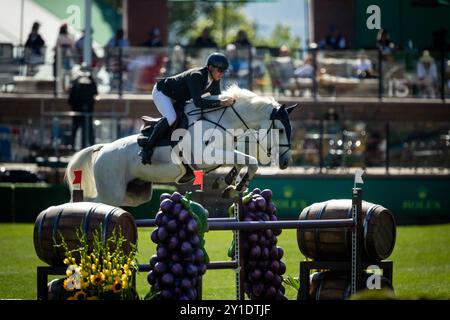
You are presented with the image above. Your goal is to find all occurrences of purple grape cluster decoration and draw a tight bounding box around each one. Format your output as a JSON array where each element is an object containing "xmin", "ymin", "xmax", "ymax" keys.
[
  {"xmin": 147, "ymin": 192, "xmax": 208, "ymax": 300},
  {"xmin": 234, "ymin": 188, "xmax": 287, "ymax": 300}
]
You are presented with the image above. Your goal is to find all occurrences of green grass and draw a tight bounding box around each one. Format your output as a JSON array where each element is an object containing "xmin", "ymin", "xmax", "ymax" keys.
[{"xmin": 1, "ymin": 223, "xmax": 449, "ymax": 300}]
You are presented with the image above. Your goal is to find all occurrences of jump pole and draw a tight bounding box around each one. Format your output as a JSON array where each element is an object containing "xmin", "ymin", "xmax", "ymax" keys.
[
  {"xmin": 234, "ymin": 193, "xmax": 245, "ymax": 300},
  {"xmin": 351, "ymin": 187, "xmax": 363, "ymax": 295}
]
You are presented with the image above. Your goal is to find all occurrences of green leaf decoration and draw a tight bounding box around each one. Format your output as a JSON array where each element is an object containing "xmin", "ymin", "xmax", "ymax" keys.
[{"xmin": 227, "ymin": 238, "xmax": 236, "ymax": 258}]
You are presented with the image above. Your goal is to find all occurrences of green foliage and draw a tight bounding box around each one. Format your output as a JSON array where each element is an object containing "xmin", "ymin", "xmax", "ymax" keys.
[
  {"xmin": 55, "ymin": 225, "xmax": 139, "ymax": 300},
  {"xmin": 182, "ymin": 192, "xmax": 210, "ymax": 263},
  {"xmin": 283, "ymin": 275, "xmax": 300, "ymax": 291},
  {"xmin": 168, "ymin": 2, "xmax": 300, "ymax": 49},
  {"xmin": 169, "ymin": 1, "xmax": 254, "ymax": 47},
  {"xmin": 254, "ymin": 23, "xmax": 301, "ymax": 49}
]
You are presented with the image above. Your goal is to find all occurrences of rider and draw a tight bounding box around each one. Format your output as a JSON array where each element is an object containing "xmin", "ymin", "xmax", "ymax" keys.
[{"xmin": 140, "ymin": 52, "xmax": 235, "ymax": 164}]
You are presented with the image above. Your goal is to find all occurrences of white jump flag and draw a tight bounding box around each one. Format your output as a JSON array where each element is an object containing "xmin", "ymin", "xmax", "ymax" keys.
[{"xmin": 354, "ymin": 169, "xmax": 364, "ymax": 188}]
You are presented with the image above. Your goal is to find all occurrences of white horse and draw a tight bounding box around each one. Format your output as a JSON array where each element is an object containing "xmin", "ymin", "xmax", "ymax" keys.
[{"xmin": 65, "ymin": 85, "xmax": 297, "ymax": 207}]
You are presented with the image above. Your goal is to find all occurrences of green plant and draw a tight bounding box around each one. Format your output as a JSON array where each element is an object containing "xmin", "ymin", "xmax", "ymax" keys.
[
  {"xmin": 56, "ymin": 226, "xmax": 139, "ymax": 300},
  {"xmin": 283, "ymin": 275, "xmax": 300, "ymax": 291}
]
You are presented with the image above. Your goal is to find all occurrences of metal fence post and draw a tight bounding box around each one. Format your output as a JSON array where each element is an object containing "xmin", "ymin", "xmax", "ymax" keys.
[
  {"xmin": 119, "ymin": 46, "xmax": 123, "ymax": 98},
  {"xmin": 385, "ymin": 121, "xmax": 390, "ymax": 174},
  {"xmin": 378, "ymin": 48, "xmax": 383, "ymax": 101},
  {"xmin": 312, "ymin": 47, "xmax": 318, "ymax": 100}
]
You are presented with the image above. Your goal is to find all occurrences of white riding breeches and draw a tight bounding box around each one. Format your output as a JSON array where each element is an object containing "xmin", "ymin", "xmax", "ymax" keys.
[{"xmin": 152, "ymin": 84, "xmax": 177, "ymax": 126}]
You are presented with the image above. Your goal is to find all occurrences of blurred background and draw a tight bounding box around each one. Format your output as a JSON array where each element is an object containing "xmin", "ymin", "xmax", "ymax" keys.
[{"xmin": 0, "ymin": 0, "xmax": 449, "ymax": 224}]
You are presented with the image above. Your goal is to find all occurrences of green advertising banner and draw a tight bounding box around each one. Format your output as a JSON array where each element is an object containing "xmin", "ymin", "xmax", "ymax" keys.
[
  {"xmin": 250, "ymin": 176, "xmax": 450, "ymax": 224},
  {"xmin": 355, "ymin": 0, "xmax": 450, "ymax": 49}
]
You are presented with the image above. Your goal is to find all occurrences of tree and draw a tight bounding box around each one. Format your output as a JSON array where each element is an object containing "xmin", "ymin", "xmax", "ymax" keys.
[
  {"xmin": 168, "ymin": 2, "xmax": 300, "ymax": 51},
  {"xmin": 254, "ymin": 23, "xmax": 301, "ymax": 49},
  {"xmin": 168, "ymin": 1, "xmax": 253, "ymax": 47}
]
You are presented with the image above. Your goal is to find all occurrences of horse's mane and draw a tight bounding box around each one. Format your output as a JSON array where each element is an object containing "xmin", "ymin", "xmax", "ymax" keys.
[{"xmin": 222, "ymin": 85, "xmax": 279, "ymax": 111}]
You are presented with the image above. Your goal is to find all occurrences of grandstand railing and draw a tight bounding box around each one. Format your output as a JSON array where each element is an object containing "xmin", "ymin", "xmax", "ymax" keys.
[{"xmin": 1, "ymin": 44, "xmax": 448, "ymax": 101}]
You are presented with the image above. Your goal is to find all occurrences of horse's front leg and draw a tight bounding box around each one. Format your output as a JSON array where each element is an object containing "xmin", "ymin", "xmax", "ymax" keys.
[
  {"xmin": 212, "ymin": 165, "xmax": 243, "ymax": 190},
  {"xmin": 221, "ymin": 150, "xmax": 258, "ymax": 199}
]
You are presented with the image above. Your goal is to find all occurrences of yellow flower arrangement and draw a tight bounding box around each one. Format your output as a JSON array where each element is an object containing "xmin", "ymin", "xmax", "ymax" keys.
[{"xmin": 57, "ymin": 226, "xmax": 139, "ymax": 300}]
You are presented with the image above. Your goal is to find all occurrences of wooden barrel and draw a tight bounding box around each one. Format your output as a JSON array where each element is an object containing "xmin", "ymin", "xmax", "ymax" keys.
[
  {"xmin": 309, "ymin": 271, "xmax": 394, "ymax": 300},
  {"xmin": 297, "ymin": 200, "xmax": 396, "ymax": 261},
  {"xmin": 34, "ymin": 202, "xmax": 137, "ymax": 266}
]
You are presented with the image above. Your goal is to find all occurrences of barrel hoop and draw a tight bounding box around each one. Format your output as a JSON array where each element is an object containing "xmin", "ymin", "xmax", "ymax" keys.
[
  {"xmin": 82, "ymin": 203, "xmax": 102, "ymax": 241},
  {"xmin": 36, "ymin": 209, "xmax": 48, "ymax": 259},
  {"xmin": 51, "ymin": 207, "xmax": 65, "ymax": 261},
  {"xmin": 344, "ymin": 205, "xmax": 353, "ymax": 259},
  {"xmin": 314, "ymin": 202, "xmax": 329, "ymax": 259},
  {"xmin": 102, "ymin": 207, "xmax": 120, "ymax": 243},
  {"xmin": 300, "ymin": 206, "xmax": 312, "ymax": 258},
  {"xmin": 363, "ymin": 204, "xmax": 381, "ymax": 258}
]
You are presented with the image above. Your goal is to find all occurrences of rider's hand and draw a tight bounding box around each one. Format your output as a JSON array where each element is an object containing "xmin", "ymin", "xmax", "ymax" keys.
[{"xmin": 220, "ymin": 97, "xmax": 235, "ymax": 107}]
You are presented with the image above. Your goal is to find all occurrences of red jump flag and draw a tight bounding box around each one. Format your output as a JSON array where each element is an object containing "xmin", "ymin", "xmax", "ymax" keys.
[
  {"xmin": 193, "ymin": 170, "xmax": 204, "ymax": 191},
  {"xmin": 73, "ymin": 170, "xmax": 82, "ymax": 185}
]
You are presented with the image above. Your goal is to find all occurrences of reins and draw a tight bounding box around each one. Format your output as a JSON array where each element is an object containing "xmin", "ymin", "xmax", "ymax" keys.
[{"xmin": 185, "ymin": 101, "xmax": 291, "ymax": 159}]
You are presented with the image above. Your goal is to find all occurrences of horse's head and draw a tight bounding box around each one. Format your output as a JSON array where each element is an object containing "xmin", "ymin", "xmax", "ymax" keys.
[
  {"xmin": 221, "ymin": 86, "xmax": 298, "ymax": 170},
  {"xmin": 268, "ymin": 103, "xmax": 298, "ymax": 169}
]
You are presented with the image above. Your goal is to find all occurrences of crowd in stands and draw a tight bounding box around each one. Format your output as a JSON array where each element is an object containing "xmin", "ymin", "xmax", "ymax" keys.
[{"xmin": 15, "ymin": 20, "xmax": 449, "ymax": 99}]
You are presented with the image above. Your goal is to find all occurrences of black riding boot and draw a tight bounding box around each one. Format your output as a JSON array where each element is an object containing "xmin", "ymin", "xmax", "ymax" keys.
[{"xmin": 139, "ymin": 117, "xmax": 170, "ymax": 165}]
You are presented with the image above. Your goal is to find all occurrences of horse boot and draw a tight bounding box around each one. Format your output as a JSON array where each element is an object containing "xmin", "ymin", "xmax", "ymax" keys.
[{"xmin": 139, "ymin": 117, "xmax": 170, "ymax": 165}]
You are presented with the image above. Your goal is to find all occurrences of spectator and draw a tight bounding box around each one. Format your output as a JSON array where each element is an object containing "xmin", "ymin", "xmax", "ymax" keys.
[
  {"xmin": 168, "ymin": 44, "xmax": 187, "ymax": 75},
  {"xmin": 377, "ymin": 28, "xmax": 395, "ymax": 55},
  {"xmin": 105, "ymin": 29, "xmax": 130, "ymax": 91},
  {"xmin": 268, "ymin": 45, "xmax": 298, "ymax": 95},
  {"xmin": 234, "ymin": 29, "xmax": 252, "ymax": 47},
  {"xmin": 24, "ymin": 22, "xmax": 45, "ymax": 75},
  {"xmin": 55, "ymin": 23, "xmax": 76, "ymax": 90},
  {"xmin": 352, "ymin": 50, "xmax": 375, "ymax": 79},
  {"xmin": 194, "ymin": 28, "xmax": 218, "ymax": 48},
  {"xmin": 55, "ymin": 23, "xmax": 75, "ymax": 65},
  {"xmin": 225, "ymin": 43, "xmax": 238, "ymax": 66},
  {"xmin": 324, "ymin": 107, "xmax": 339, "ymax": 122},
  {"xmin": 295, "ymin": 54, "xmax": 314, "ymax": 79},
  {"xmin": 25, "ymin": 22, "xmax": 45, "ymax": 59},
  {"xmin": 75, "ymin": 29, "xmax": 101, "ymax": 70},
  {"xmin": 106, "ymin": 28, "xmax": 130, "ymax": 48},
  {"xmin": 416, "ymin": 50, "xmax": 438, "ymax": 98},
  {"xmin": 274, "ymin": 45, "xmax": 295, "ymax": 77},
  {"xmin": 142, "ymin": 28, "xmax": 163, "ymax": 47},
  {"xmin": 68, "ymin": 64, "xmax": 98, "ymax": 149},
  {"xmin": 319, "ymin": 25, "xmax": 347, "ymax": 50}
]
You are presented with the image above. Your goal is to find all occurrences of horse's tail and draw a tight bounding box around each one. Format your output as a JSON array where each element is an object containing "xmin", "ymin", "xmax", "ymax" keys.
[{"xmin": 64, "ymin": 144, "xmax": 105, "ymax": 201}]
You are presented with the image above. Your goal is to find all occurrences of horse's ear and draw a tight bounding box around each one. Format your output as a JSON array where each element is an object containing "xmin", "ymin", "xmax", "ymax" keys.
[{"xmin": 286, "ymin": 104, "xmax": 299, "ymax": 115}]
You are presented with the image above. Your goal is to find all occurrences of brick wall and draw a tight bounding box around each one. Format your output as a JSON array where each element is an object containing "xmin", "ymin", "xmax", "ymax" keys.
[
  {"xmin": 312, "ymin": 0, "xmax": 355, "ymax": 48},
  {"xmin": 124, "ymin": 0, "xmax": 169, "ymax": 46}
]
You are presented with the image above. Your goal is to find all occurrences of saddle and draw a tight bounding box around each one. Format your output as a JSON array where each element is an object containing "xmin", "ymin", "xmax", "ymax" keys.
[
  {"xmin": 137, "ymin": 104, "xmax": 195, "ymax": 183},
  {"xmin": 137, "ymin": 106, "xmax": 188, "ymax": 149}
]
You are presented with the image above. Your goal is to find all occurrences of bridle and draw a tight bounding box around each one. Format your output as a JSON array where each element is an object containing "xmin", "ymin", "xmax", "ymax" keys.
[{"xmin": 186, "ymin": 102, "xmax": 292, "ymax": 159}]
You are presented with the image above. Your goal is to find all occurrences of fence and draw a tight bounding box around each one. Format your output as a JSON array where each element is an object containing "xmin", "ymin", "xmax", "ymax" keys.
[
  {"xmin": 37, "ymin": 187, "xmax": 390, "ymax": 300},
  {"xmin": 1, "ymin": 44, "xmax": 448, "ymax": 100}
]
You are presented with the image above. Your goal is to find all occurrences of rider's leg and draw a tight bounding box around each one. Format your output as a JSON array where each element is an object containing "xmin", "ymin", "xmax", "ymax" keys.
[
  {"xmin": 152, "ymin": 84, "xmax": 177, "ymax": 126},
  {"xmin": 140, "ymin": 85, "xmax": 177, "ymax": 165}
]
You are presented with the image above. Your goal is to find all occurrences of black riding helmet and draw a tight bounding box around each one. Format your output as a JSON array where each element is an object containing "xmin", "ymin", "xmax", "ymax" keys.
[{"xmin": 206, "ymin": 52, "xmax": 229, "ymax": 72}]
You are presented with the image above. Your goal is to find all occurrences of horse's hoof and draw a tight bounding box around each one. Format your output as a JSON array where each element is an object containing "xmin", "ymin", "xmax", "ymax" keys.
[
  {"xmin": 222, "ymin": 186, "xmax": 235, "ymax": 199},
  {"xmin": 225, "ymin": 167, "xmax": 238, "ymax": 185},
  {"xmin": 236, "ymin": 182, "xmax": 248, "ymax": 193},
  {"xmin": 212, "ymin": 177, "xmax": 226, "ymax": 190}
]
